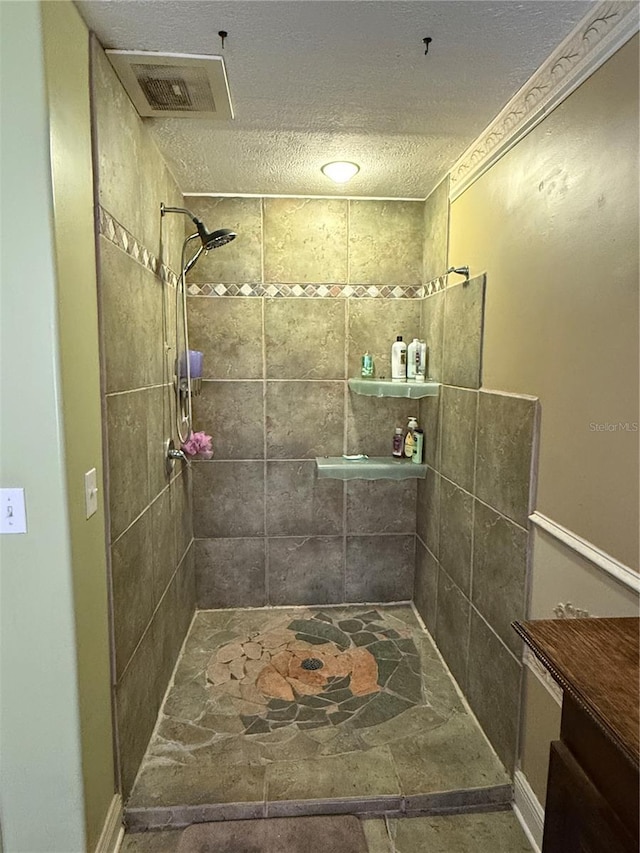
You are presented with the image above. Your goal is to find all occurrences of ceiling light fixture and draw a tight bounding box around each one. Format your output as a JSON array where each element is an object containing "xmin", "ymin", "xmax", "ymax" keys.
[{"xmin": 321, "ymin": 161, "xmax": 360, "ymax": 184}]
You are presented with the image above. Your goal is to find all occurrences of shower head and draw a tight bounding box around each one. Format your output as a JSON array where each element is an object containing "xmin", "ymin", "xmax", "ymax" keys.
[
  {"xmin": 160, "ymin": 203, "xmax": 237, "ymax": 252},
  {"xmin": 194, "ymin": 221, "xmax": 236, "ymax": 251}
]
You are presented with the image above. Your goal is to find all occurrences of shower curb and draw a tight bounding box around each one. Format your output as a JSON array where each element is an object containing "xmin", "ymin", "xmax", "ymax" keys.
[{"xmin": 124, "ymin": 783, "xmax": 513, "ymax": 831}]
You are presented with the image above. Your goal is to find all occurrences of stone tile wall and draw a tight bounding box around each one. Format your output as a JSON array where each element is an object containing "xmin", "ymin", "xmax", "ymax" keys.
[
  {"xmin": 186, "ymin": 196, "xmax": 426, "ymax": 609},
  {"xmin": 414, "ymin": 273, "xmax": 539, "ymax": 771},
  {"xmin": 92, "ymin": 42, "xmax": 196, "ymax": 796}
]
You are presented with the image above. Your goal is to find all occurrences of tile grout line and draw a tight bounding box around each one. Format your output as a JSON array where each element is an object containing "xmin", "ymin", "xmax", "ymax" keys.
[
  {"xmin": 343, "ymin": 298, "xmax": 350, "ymax": 601},
  {"xmin": 262, "ymin": 295, "xmax": 269, "ymax": 604}
]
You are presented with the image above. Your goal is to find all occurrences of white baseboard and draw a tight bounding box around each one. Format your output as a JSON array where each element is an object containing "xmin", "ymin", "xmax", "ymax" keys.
[
  {"xmin": 513, "ymin": 770, "xmax": 544, "ymax": 853},
  {"xmin": 94, "ymin": 794, "xmax": 124, "ymax": 853}
]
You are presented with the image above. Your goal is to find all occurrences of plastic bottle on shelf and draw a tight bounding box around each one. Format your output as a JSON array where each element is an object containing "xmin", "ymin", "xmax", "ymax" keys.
[
  {"xmin": 361, "ymin": 351, "xmax": 375, "ymax": 378},
  {"xmin": 404, "ymin": 416, "xmax": 418, "ymax": 458},
  {"xmin": 415, "ymin": 341, "xmax": 428, "ymax": 382},
  {"xmin": 412, "ymin": 428, "xmax": 424, "ymax": 464},
  {"xmin": 407, "ymin": 338, "xmax": 420, "ymax": 380},
  {"xmin": 391, "ymin": 336, "xmax": 407, "ymax": 382},
  {"xmin": 392, "ymin": 427, "xmax": 404, "ymax": 458}
]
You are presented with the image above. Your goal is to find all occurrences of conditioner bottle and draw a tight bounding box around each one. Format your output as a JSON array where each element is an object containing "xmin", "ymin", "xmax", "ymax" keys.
[{"xmin": 391, "ymin": 336, "xmax": 407, "ymax": 382}]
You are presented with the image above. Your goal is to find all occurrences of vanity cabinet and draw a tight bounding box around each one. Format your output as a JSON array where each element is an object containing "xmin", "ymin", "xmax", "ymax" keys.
[{"xmin": 513, "ymin": 618, "xmax": 639, "ymax": 853}]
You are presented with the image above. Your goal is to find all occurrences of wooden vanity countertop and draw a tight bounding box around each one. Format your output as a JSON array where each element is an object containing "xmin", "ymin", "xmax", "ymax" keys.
[{"xmin": 513, "ymin": 617, "xmax": 639, "ymax": 769}]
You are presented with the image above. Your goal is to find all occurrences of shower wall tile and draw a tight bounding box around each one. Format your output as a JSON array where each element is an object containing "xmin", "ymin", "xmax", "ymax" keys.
[
  {"xmin": 266, "ymin": 381, "xmax": 344, "ymax": 459},
  {"xmin": 420, "ymin": 290, "xmax": 445, "ymax": 383},
  {"xmin": 187, "ymin": 297, "xmax": 263, "ymax": 380},
  {"xmin": 99, "ymin": 238, "xmax": 163, "ymax": 393},
  {"xmin": 263, "ymin": 198, "xmax": 348, "ymax": 283},
  {"xmin": 414, "ymin": 539, "xmax": 439, "ymax": 635},
  {"xmin": 438, "ymin": 478, "xmax": 473, "ymax": 597},
  {"xmin": 176, "ymin": 545, "xmax": 196, "ymax": 634},
  {"xmin": 434, "ymin": 569, "xmax": 470, "ymax": 692},
  {"xmin": 192, "ymin": 461, "xmax": 265, "ymax": 538},
  {"xmin": 150, "ymin": 488, "xmax": 178, "ymax": 608},
  {"xmin": 111, "ymin": 509, "xmax": 153, "ymax": 679},
  {"xmin": 349, "ymin": 201, "xmax": 423, "ymax": 286},
  {"xmin": 266, "ymin": 461, "xmax": 343, "ymax": 536},
  {"xmin": 442, "ymin": 275, "xmax": 485, "ymax": 389},
  {"xmin": 184, "ymin": 197, "xmax": 262, "ymax": 284},
  {"xmin": 93, "ymin": 45, "xmax": 146, "ymax": 244},
  {"xmin": 267, "ymin": 536, "xmax": 345, "ymax": 605},
  {"xmin": 93, "ymin": 44, "xmax": 183, "ymax": 266},
  {"xmin": 94, "ymin": 38, "xmax": 197, "ymax": 800},
  {"xmin": 195, "ymin": 538, "xmax": 266, "ymax": 609},
  {"xmin": 147, "ymin": 385, "xmax": 170, "ymax": 503},
  {"xmin": 154, "ymin": 575, "xmax": 184, "ymax": 702},
  {"xmin": 467, "ymin": 611, "xmax": 522, "ymax": 771},
  {"xmin": 173, "ymin": 469, "xmax": 193, "ymax": 563},
  {"xmin": 439, "ymin": 386, "xmax": 478, "ymax": 493},
  {"xmin": 346, "ymin": 394, "xmax": 416, "ymax": 458},
  {"xmin": 416, "ymin": 468, "xmax": 440, "ymax": 558},
  {"xmin": 423, "ymin": 176, "xmax": 449, "ymax": 285},
  {"xmin": 193, "ymin": 381, "xmax": 265, "ymax": 460},
  {"xmin": 347, "ymin": 298, "xmax": 421, "ymax": 379},
  {"xmin": 265, "ymin": 298, "xmax": 346, "ymax": 379},
  {"xmin": 346, "ymin": 479, "xmax": 417, "ymax": 534},
  {"xmin": 115, "ymin": 619, "xmax": 161, "ymax": 797},
  {"xmin": 472, "ymin": 500, "xmax": 528, "ymax": 656},
  {"xmin": 345, "ymin": 535, "xmax": 415, "ymax": 602},
  {"xmin": 475, "ymin": 391, "xmax": 538, "ymax": 527},
  {"xmin": 106, "ymin": 389, "xmax": 149, "ymax": 541}
]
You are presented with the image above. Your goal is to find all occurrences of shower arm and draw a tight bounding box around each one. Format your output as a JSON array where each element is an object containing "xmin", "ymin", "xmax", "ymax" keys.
[
  {"xmin": 161, "ymin": 202, "xmax": 200, "ymax": 225},
  {"xmin": 446, "ymin": 265, "xmax": 470, "ymax": 282}
]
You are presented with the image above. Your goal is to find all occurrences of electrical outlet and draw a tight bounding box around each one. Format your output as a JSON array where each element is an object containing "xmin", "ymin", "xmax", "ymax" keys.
[
  {"xmin": 85, "ymin": 468, "xmax": 98, "ymax": 519},
  {"xmin": 0, "ymin": 488, "xmax": 27, "ymax": 534}
]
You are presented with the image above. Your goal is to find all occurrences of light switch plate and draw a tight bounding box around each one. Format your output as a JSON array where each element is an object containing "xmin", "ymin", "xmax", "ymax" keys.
[
  {"xmin": 85, "ymin": 468, "xmax": 98, "ymax": 519},
  {"xmin": 1, "ymin": 488, "xmax": 27, "ymax": 534}
]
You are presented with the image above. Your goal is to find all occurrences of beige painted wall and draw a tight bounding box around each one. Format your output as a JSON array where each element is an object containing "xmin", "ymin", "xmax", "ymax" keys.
[
  {"xmin": 520, "ymin": 668, "xmax": 562, "ymax": 803},
  {"xmin": 41, "ymin": 2, "xmax": 116, "ymax": 848},
  {"xmin": 449, "ymin": 36, "xmax": 639, "ymax": 571}
]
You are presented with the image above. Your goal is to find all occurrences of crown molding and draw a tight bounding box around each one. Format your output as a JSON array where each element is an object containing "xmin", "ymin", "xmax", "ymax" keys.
[{"xmin": 449, "ymin": 1, "xmax": 639, "ymax": 201}]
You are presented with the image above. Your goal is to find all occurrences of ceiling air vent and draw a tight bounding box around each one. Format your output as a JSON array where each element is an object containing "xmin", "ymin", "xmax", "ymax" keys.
[{"xmin": 105, "ymin": 50, "xmax": 233, "ymax": 119}]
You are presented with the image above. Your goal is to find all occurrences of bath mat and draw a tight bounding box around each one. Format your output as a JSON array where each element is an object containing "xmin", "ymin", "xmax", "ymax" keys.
[{"xmin": 175, "ymin": 815, "xmax": 368, "ymax": 853}]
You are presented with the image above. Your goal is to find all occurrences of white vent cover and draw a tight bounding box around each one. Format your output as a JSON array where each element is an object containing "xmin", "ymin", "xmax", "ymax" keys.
[{"xmin": 105, "ymin": 50, "xmax": 233, "ymax": 119}]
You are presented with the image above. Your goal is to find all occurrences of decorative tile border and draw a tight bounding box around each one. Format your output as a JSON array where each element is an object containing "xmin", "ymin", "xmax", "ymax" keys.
[
  {"xmin": 186, "ymin": 282, "xmax": 424, "ymax": 298},
  {"xmin": 99, "ymin": 204, "xmax": 437, "ymax": 300},
  {"xmin": 98, "ymin": 205, "xmax": 179, "ymax": 287},
  {"xmin": 450, "ymin": 1, "xmax": 639, "ymax": 200},
  {"xmin": 424, "ymin": 275, "xmax": 447, "ymax": 296}
]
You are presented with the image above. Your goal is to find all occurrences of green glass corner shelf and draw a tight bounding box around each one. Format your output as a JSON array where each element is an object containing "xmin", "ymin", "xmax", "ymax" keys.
[
  {"xmin": 316, "ymin": 456, "xmax": 427, "ymax": 480},
  {"xmin": 348, "ymin": 378, "xmax": 439, "ymax": 398}
]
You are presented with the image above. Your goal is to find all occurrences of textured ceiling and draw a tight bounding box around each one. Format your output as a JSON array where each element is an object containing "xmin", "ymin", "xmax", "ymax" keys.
[{"xmin": 76, "ymin": 0, "xmax": 596, "ymax": 198}]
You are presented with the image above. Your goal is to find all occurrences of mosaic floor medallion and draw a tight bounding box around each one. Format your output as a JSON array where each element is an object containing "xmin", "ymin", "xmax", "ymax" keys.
[
  {"xmin": 206, "ymin": 610, "xmax": 422, "ymax": 734},
  {"xmin": 128, "ymin": 605, "xmax": 510, "ymax": 816}
]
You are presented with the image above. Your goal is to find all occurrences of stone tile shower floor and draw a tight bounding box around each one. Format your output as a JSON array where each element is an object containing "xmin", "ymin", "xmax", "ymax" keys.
[{"xmin": 127, "ymin": 605, "xmax": 511, "ymax": 828}]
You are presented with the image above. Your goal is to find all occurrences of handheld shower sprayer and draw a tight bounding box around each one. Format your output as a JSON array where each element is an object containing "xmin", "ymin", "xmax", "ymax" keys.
[{"xmin": 160, "ymin": 202, "xmax": 238, "ymax": 454}]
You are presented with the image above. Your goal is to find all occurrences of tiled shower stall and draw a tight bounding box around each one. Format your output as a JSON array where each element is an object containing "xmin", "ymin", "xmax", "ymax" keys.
[{"xmin": 92, "ymin": 38, "xmax": 538, "ymax": 800}]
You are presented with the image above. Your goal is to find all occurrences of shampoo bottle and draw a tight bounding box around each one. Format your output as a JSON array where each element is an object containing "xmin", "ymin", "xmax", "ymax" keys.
[
  {"xmin": 391, "ymin": 336, "xmax": 407, "ymax": 382},
  {"xmin": 407, "ymin": 338, "xmax": 420, "ymax": 381},
  {"xmin": 404, "ymin": 416, "xmax": 418, "ymax": 458}
]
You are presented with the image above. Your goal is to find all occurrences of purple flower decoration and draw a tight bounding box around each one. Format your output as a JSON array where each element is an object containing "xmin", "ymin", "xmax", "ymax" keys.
[{"xmin": 181, "ymin": 431, "xmax": 213, "ymax": 459}]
